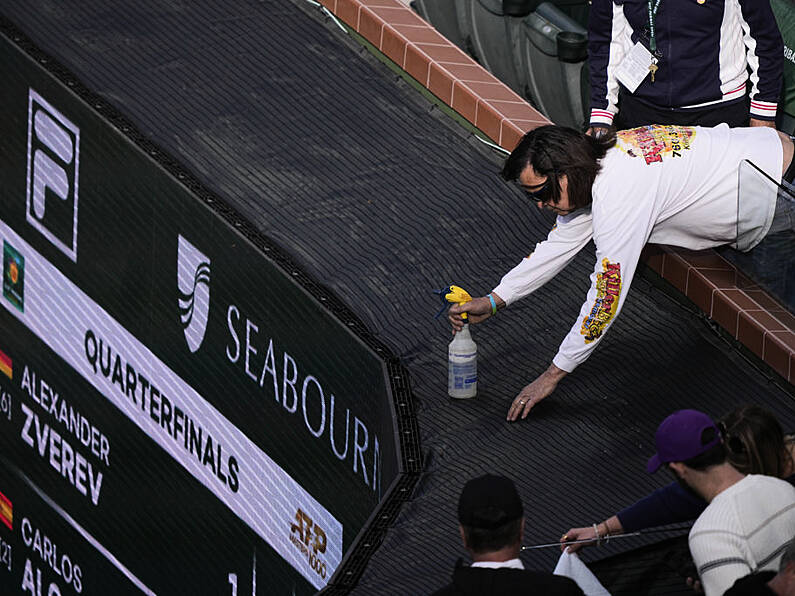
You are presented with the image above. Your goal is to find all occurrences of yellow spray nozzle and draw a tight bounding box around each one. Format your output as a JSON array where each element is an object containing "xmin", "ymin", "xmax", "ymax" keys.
[
  {"xmin": 444, "ymin": 285, "xmax": 472, "ymax": 320},
  {"xmin": 433, "ymin": 284, "xmax": 474, "ymax": 320}
]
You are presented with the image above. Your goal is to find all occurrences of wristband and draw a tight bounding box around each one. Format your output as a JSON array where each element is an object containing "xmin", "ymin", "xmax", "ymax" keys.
[
  {"xmin": 601, "ymin": 522, "xmax": 611, "ymax": 544},
  {"xmin": 487, "ymin": 293, "xmax": 497, "ymax": 315}
]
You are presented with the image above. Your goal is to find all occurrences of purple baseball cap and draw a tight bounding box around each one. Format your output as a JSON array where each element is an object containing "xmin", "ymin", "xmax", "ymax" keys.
[{"xmin": 646, "ymin": 409, "xmax": 722, "ymax": 473}]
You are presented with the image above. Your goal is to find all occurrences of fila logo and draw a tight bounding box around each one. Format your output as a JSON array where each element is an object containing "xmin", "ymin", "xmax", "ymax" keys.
[
  {"xmin": 177, "ymin": 235, "xmax": 211, "ymax": 353},
  {"xmin": 26, "ymin": 89, "xmax": 80, "ymax": 262}
]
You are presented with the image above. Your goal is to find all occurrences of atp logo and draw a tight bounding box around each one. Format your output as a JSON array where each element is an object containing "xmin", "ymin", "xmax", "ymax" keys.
[
  {"xmin": 290, "ymin": 508, "xmax": 328, "ymax": 579},
  {"xmin": 26, "ymin": 89, "xmax": 80, "ymax": 262},
  {"xmin": 177, "ymin": 235, "xmax": 211, "ymax": 353}
]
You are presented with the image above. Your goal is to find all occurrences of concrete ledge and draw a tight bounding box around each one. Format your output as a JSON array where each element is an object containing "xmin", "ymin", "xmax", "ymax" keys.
[
  {"xmin": 643, "ymin": 245, "xmax": 795, "ymax": 383},
  {"xmin": 320, "ymin": 0, "xmax": 547, "ymax": 149}
]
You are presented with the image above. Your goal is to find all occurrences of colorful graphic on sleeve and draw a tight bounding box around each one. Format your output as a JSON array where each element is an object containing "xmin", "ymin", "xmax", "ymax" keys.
[
  {"xmin": 581, "ymin": 259, "xmax": 622, "ymax": 344},
  {"xmin": 617, "ymin": 125, "xmax": 695, "ymax": 165}
]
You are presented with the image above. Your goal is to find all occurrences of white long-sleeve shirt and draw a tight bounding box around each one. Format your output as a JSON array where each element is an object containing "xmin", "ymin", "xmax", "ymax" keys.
[{"xmin": 492, "ymin": 124, "xmax": 782, "ymax": 372}]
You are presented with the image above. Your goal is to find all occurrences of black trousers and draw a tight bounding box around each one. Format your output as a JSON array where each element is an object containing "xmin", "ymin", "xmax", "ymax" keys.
[{"xmin": 614, "ymin": 92, "xmax": 751, "ymax": 130}]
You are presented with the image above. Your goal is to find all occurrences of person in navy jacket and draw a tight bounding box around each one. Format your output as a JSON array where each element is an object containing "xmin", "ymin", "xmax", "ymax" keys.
[{"xmin": 587, "ymin": 0, "xmax": 783, "ymax": 132}]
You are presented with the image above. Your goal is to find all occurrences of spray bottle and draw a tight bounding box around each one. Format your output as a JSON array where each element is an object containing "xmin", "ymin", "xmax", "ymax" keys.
[{"xmin": 435, "ymin": 285, "xmax": 478, "ymax": 399}]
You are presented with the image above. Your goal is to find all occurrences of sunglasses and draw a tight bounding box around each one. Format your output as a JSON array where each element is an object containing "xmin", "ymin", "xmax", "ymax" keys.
[{"xmin": 520, "ymin": 177, "xmax": 556, "ymax": 205}]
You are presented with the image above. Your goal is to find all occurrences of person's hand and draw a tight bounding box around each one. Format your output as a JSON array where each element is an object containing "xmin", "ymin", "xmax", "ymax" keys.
[
  {"xmin": 559, "ymin": 526, "xmax": 598, "ymax": 553},
  {"xmin": 506, "ymin": 364, "xmax": 567, "ymax": 421},
  {"xmin": 586, "ymin": 125, "xmax": 614, "ymax": 139},
  {"xmin": 448, "ymin": 294, "xmax": 503, "ymax": 335},
  {"xmin": 749, "ymin": 117, "xmax": 775, "ymax": 128},
  {"xmin": 560, "ymin": 517, "xmax": 622, "ymax": 552}
]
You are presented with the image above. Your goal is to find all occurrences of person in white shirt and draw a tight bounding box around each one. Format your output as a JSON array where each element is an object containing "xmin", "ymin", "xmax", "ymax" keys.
[
  {"xmin": 448, "ymin": 124, "xmax": 795, "ymax": 421},
  {"xmin": 645, "ymin": 409, "xmax": 795, "ymax": 596}
]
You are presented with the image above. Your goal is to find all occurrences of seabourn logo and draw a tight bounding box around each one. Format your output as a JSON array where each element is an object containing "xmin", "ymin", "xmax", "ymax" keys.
[{"xmin": 177, "ymin": 235, "xmax": 211, "ymax": 353}]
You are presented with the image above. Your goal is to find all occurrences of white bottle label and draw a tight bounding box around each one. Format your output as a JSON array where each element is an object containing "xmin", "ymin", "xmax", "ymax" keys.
[
  {"xmin": 448, "ymin": 352, "xmax": 477, "ymax": 395},
  {"xmin": 448, "ymin": 324, "xmax": 477, "ymax": 398}
]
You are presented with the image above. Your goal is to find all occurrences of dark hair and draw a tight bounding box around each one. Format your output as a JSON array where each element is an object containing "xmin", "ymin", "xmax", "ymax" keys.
[
  {"xmin": 682, "ymin": 427, "xmax": 727, "ymax": 471},
  {"xmin": 462, "ymin": 518, "xmax": 522, "ymax": 554},
  {"xmin": 719, "ymin": 405, "xmax": 790, "ymax": 478},
  {"xmin": 501, "ymin": 125, "xmax": 616, "ymax": 210}
]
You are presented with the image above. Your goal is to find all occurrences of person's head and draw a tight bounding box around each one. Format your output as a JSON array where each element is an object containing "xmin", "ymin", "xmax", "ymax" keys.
[
  {"xmin": 458, "ymin": 474, "xmax": 524, "ymax": 558},
  {"xmin": 719, "ymin": 405, "xmax": 791, "ymax": 478},
  {"xmin": 768, "ymin": 538, "xmax": 795, "ymax": 595},
  {"xmin": 647, "ymin": 410, "xmax": 728, "ymax": 494},
  {"xmin": 501, "ymin": 125, "xmax": 616, "ymax": 214},
  {"xmin": 780, "ymin": 539, "xmax": 795, "ymax": 573}
]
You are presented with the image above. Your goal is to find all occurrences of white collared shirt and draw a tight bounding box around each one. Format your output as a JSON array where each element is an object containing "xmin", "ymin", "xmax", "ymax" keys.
[{"xmin": 470, "ymin": 558, "xmax": 524, "ymax": 570}]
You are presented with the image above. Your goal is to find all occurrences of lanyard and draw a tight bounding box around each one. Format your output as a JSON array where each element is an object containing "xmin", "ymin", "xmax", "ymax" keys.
[{"xmin": 648, "ymin": 0, "xmax": 662, "ymax": 53}]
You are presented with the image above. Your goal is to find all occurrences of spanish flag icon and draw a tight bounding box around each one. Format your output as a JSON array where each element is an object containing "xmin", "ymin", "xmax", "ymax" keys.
[
  {"xmin": 0, "ymin": 350, "xmax": 10, "ymax": 380},
  {"xmin": 0, "ymin": 490, "xmax": 11, "ymax": 530}
]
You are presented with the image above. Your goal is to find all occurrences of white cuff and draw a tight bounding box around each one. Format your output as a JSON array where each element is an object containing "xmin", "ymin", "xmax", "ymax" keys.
[
  {"xmin": 590, "ymin": 109, "xmax": 615, "ymax": 126},
  {"xmin": 750, "ymin": 100, "xmax": 777, "ymax": 120},
  {"xmin": 491, "ymin": 284, "xmax": 515, "ymax": 306},
  {"xmin": 552, "ymin": 352, "xmax": 578, "ymax": 373}
]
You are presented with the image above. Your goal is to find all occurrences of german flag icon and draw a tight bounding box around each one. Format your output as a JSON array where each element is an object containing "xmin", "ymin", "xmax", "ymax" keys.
[{"xmin": 0, "ymin": 490, "xmax": 11, "ymax": 530}]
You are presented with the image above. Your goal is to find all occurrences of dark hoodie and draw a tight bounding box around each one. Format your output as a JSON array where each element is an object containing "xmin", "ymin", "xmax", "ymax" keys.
[{"xmin": 431, "ymin": 563, "xmax": 584, "ymax": 596}]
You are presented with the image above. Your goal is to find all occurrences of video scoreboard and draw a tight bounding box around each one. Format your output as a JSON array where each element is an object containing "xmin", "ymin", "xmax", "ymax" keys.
[{"xmin": 0, "ymin": 31, "xmax": 400, "ymax": 595}]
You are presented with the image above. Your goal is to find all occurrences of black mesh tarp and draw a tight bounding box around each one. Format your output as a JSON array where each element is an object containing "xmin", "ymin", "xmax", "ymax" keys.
[{"xmin": 1, "ymin": 1, "xmax": 793, "ymax": 594}]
